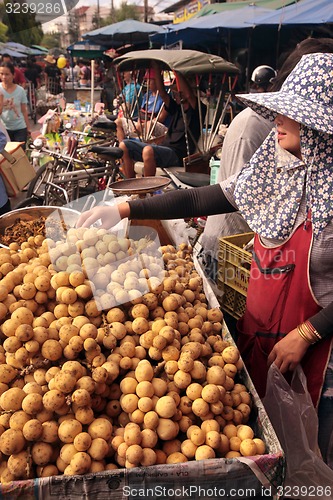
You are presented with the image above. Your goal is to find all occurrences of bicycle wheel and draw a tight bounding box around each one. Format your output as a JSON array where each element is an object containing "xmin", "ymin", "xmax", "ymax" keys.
[
  {"xmin": 27, "ymin": 162, "xmax": 53, "ymax": 198},
  {"xmin": 27, "ymin": 160, "xmax": 68, "ymax": 199},
  {"xmin": 44, "ymin": 183, "xmax": 72, "ymax": 206},
  {"xmin": 13, "ymin": 195, "xmax": 44, "ymax": 209}
]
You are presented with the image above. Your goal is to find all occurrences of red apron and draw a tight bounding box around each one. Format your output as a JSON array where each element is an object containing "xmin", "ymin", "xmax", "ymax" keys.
[{"xmin": 237, "ymin": 218, "xmax": 332, "ymax": 407}]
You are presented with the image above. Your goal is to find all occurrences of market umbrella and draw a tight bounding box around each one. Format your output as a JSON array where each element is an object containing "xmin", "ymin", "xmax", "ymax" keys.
[
  {"xmin": 31, "ymin": 45, "xmax": 49, "ymax": 53},
  {"xmin": 48, "ymin": 48, "xmax": 65, "ymax": 58},
  {"xmin": 0, "ymin": 44, "xmax": 27, "ymax": 58},
  {"xmin": 67, "ymin": 41, "xmax": 108, "ymax": 59},
  {"xmin": 5, "ymin": 41, "xmax": 44, "ymax": 55},
  {"xmin": 82, "ymin": 19, "xmax": 167, "ymax": 47}
]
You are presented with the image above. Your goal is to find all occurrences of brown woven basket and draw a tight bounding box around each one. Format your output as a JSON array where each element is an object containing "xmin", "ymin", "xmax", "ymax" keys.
[{"xmin": 37, "ymin": 105, "xmax": 52, "ymax": 117}]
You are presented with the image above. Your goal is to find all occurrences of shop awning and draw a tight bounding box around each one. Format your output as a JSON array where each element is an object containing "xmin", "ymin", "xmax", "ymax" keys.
[
  {"xmin": 67, "ymin": 41, "xmax": 108, "ymax": 59},
  {"xmin": 82, "ymin": 19, "xmax": 167, "ymax": 47},
  {"xmin": 150, "ymin": 5, "xmax": 274, "ymax": 46},
  {"xmin": 246, "ymin": 0, "xmax": 333, "ymax": 25}
]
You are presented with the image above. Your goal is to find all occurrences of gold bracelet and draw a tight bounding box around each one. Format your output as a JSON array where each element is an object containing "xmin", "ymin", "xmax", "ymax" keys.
[
  {"xmin": 297, "ymin": 325, "xmax": 316, "ymax": 345},
  {"xmin": 299, "ymin": 323, "xmax": 318, "ymax": 344},
  {"xmin": 304, "ymin": 320, "xmax": 322, "ymax": 341},
  {"xmin": 297, "ymin": 326, "xmax": 313, "ymax": 344},
  {"xmin": 300, "ymin": 322, "xmax": 318, "ymax": 342}
]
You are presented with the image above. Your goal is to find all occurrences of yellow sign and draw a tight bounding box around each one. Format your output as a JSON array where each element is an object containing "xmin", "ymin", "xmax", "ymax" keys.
[{"xmin": 174, "ymin": 0, "xmax": 210, "ymax": 24}]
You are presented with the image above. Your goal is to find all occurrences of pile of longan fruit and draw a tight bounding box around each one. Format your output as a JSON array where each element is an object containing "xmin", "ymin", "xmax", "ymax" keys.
[{"xmin": 0, "ymin": 228, "xmax": 266, "ymax": 482}]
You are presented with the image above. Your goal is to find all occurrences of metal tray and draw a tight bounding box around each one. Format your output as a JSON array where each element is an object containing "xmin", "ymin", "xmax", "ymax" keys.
[
  {"xmin": 0, "ymin": 206, "xmax": 80, "ymax": 233},
  {"xmin": 108, "ymin": 176, "xmax": 171, "ymax": 195},
  {"xmin": 0, "ymin": 206, "xmax": 80, "ymax": 247}
]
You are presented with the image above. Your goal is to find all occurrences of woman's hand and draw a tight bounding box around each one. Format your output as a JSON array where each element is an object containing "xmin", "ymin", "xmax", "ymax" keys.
[
  {"xmin": 76, "ymin": 202, "xmax": 130, "ymax": 229},
  {"xmin": 267, "ymin": 327, "xmax": 310, "ymax": 373}
]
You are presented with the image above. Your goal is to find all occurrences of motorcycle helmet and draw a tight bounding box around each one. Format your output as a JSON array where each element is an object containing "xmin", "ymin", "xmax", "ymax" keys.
[{"xmin": 251, "ymin": 65, "xmax": 277, "ymax": 88}]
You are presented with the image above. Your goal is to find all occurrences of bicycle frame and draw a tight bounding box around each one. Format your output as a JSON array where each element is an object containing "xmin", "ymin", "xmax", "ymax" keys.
[{"xmin": 14, "ymin": 145, "xmax": 124, "ymax": 209}]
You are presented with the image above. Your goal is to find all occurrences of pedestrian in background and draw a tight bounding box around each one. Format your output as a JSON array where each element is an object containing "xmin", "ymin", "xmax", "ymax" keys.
[
  {"xmin": 44, "ymin": 55, "xmax": 62, "ymax": 95},
  {"xmin": 0, "ymin": 61, "xmax": 30, "ymax": 148},
  {"xmin": 0, "ymin": 53, "xmax": 26, "ymax": 89}
]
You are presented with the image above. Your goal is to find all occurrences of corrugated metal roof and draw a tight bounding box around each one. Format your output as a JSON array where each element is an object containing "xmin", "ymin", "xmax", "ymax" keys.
[
  {"xmin": 163, "ymin": 0, "xmax": 296, "ymax": 16},
  {"xmin": 193, "ymin": 0, "xmax": 297, "ymax": 17}
]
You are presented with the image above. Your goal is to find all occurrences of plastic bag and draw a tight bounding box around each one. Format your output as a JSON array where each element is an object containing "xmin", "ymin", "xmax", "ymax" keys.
[{"xmin": 263, "ymin": 364, "xmax": 333, "ymax": 499}]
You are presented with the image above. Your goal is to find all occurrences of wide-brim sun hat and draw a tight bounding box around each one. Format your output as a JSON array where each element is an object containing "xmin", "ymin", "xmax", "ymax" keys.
[
  {"xmin": 44, "ymin": 54, "xmax": 56, "ymax": 64},
  {"xmin": 236, "ymin": 52, "xmax": 333, "ymax": 136}
]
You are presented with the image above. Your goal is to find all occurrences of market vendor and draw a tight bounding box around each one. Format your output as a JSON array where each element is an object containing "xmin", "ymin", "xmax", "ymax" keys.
[{"xmin": 76, "ymin": 53, "xmax": 333, "ymax": 465}]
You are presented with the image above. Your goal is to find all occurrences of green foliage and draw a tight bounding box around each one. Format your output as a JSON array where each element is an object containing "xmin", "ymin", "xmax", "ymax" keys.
[
  {"xmin": 42, "ymin": 33, "xmax": 62, "ymax": 49},
  {"xmin": 100, "ymin": 3, "xmax": 140, "ymax": 27},
  {"xmin": 67, "ymin": 10, "xmax": 80, "ymax": 45},
  {"xmin": 115, "ymin": 2, "xmax": 140, "ymax": 22},
  {"xmin": 0, "ymin": 22, "xmax": 8, "ymax": 43},
  {"xmin": 91, "ymin": 12, "xmax": 100, "ymax": 30}
]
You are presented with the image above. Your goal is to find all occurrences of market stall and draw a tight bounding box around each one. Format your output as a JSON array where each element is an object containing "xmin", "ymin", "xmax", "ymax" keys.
[
  {"xmin": 65, "ymin": 41, "xmax": 107, "ymax": 112},
  {"xmin": 0, "ymin": 205, "xmax": 285, "ymax": 498}
]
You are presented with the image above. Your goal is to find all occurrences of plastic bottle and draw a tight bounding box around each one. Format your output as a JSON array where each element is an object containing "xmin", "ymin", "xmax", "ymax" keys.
[{"xmin": 209, "ymin": 156, "xmax": 220, "ymax": 185}]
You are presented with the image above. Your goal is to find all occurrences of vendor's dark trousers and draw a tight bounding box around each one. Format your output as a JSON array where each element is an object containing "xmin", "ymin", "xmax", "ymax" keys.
[
  {"xmin": 7, "ymin": 128, "xmax": 28, "ymax": 150},
  {"xmin": 0, "ymin": 199, "xmax": 11, "ymax": 215}
]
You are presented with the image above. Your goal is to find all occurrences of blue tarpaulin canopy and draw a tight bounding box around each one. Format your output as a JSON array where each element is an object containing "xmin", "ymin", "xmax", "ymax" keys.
[
  {"xmin": 83, "ymin": 19, "xmax": 167, "ymax": 47},
  {"xmin": 247, "ymin": 0, "xmax": 333, "ymax": 25},
  {"xmin": 150, "ymin": 5, "xmax": 273, "ymax": 46},
  {"xmin": 5, "ymin": 42, "xmax": 45, "ymax": 55},
  {"xmin": 0, "ymin": 44, "xmax": 27, "ymax": 58}
]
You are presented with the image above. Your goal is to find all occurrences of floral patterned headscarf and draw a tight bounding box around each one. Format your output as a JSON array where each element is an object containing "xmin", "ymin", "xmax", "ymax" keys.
[
  {"xmin": 233, "ymin": 126, "xmax": 333, "ymax": 239},
  {"xmin": 233, "ymin": 53, "xmax": 333, "ymax": 240}
]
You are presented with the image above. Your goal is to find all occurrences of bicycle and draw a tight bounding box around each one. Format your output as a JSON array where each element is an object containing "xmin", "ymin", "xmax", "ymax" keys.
[
  {"xmin": 64, "ymin": 120, "xmax": 118, "ymax": 155},
  {"xmin": 13, "ymin": 142, "xmax": 124, "ymax": 209}
]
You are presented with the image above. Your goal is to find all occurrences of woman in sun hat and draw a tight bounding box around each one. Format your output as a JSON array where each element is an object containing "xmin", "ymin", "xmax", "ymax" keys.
[
  {"xmin": 44, "ymin": 54, "xmax": 62, "ymax": 95},
  {"xmin": 76, "ymin": 52, "xmax": 333, "ymax": 462}
]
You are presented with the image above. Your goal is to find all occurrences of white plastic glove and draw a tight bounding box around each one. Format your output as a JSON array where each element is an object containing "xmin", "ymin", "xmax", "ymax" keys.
[{"xmin": 76, "ymin": 204, "xmax": 122, "ymax": 229}]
